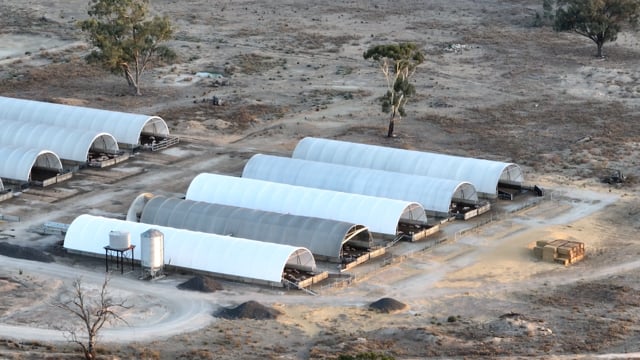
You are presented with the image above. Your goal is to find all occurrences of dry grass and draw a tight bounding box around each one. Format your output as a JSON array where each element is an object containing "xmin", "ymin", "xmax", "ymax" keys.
[
  {"xmin": 158, "ymin": 100, "xmax": 290, "ymax": 133},
  {"xmin": 423, "ymin": 98, "xmax": 637, "ymax": 175},
  {"xmin": 292, "ymin": 32, "xmax": 360, "ymax": 53},
  {"xmin": 228, "ymin": 53, "xmax": 287, "ymax": 75}
]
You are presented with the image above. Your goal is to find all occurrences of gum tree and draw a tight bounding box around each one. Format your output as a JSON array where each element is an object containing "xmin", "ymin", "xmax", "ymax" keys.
[
  {"xmin": 364, "ymin": 42, "xmax": 424, "ymax": 138},
  {"xmin": 553, "ymin": 0, "xmax": 640, "ymax": 57},
  {"xmin": 78, "ymin": 0, "xmax": 174, "ymax": 95}
]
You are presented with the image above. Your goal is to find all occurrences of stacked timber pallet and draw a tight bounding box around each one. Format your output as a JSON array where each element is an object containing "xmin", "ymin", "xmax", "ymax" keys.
[{"xmin": 533, "ymin": 239, "xmax": 585, "ymax": 265}]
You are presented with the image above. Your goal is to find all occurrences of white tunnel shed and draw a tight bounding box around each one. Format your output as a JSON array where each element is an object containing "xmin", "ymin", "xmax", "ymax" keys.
[
  {"xmin": 0, "ymin": 118, "xmax": 119, "ymax": 163},
  {"xmin": 127, "ymin": 194, "xmax": 373, "ymax": 262},
  {"xmin": 185, "ymin": 173, "xmax": 427, "ymax": 236},
  {"xmin": 0, "ymin": 96, "xmax": 169, "ymax": 146},
  {"xmin": 64, "ymin": 215, "xmax": 317, "ymax": 285},
  {"xmin": 0, "ymin": 145, "xmax": 63, "ymax": 182},
  {"xmin": 293, "ymin": 137, "xmax": 524, "ymax": 198},
  {"xmin": 242, "ymin": 154, "xmax": 479, "ymax": 217}
]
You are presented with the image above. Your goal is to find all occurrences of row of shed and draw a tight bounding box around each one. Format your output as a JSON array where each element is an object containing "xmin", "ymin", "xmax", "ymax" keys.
[
  {"xmin": 0, "ymin": 96, "xmax": 175, "ymax": 195},
  {"xmin": 64, "ymin": 171, "xmax": 428, "ymax": 287},
  {"xmin": 291, "ymin": 137, "xmax": 524, "ymax": 199},
  {"xmin": 236, "ymin": 136, "xmax": 527, "ymax": 222},
  {"xmin": 62, "ymin": 137, "xmax": 531, "ymax": 289},
  {"xmin": 186, "ymin": 173, "xmax": 429, "ymax": 237},
  {"xmin": 242, "ymin": 154, "xmax": 479, "ymax": 218}
]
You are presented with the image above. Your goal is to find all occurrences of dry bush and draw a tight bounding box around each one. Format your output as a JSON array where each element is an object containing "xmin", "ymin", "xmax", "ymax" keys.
[
  {"xmin": 158, "ymin": 99, "xmax": 290, "ymax": 133},
  {"xmin": 299, "ymin": 88, "xmax": 371, "ymax": 107},
  {"xmin": 180, "ymin": 349, "xmax": 215, "ymax": 360},
  {"xmin": 228, "ymin": 53, "xmax": 287, "ymax": 75},
  {"xmin": 1, "ymin": 59, "xmax": 105, "ymax": 90},
  {"xmin": 134, "ymin": 347, "xmax": 161, "ymax": 360},
  {"xmin": 292, "ymin": 32, "xmax": 359, "ymax": 52},
  {"xmin": 449, "ymin": 98, "xmax": 636, "ymax": 173},
  {"xmin": 228, "ymin": 27, "xmax": 266, "ymax": 39},
  {"xmin": 623, "ymin": 173, "xmax": 638, "ymax": 184}
]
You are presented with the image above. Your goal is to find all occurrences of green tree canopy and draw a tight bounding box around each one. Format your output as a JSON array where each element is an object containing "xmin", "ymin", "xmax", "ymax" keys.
[
  {"xmin": 78, "ymin": 0, "xmax": 174, "ymax": 95},
  {"xmin": 364, "ymin": 42, "xmax": 425, "ymax": 138},
  {"xmin": 552, "ymin": 0, "xmax": 640, "ymax": 57}
]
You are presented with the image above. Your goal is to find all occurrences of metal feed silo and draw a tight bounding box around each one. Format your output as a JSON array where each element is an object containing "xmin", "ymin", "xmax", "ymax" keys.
[{"xmin": 141, "ymin": 228, "xmax": 164, "ymax": 278}]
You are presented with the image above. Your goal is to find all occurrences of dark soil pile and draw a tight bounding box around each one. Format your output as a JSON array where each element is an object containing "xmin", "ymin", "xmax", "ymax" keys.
[
  {"xmin": 369, "ymin": 297, "xmax": 408, "ymax": 313},
  {"xmin": 0, "ymin": 243, "xmax": 54, "ymax": 263},
  {"xmin": 215, "ymin": 300, "xmax": 282, "ymax": 320},
  {"xmin": 177, "ymin": 275, "xmax": 223, "ymax": 292}
]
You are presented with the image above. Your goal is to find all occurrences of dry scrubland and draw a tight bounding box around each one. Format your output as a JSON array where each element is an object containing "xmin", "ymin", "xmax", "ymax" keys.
[{"xmin": 1, "ymin": 0, "xmax": 640, "ymax": 359}]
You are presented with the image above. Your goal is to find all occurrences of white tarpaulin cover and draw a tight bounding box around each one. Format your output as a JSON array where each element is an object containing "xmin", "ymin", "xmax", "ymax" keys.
[
  {"xmin": 64, "ymin": 214, "xmax": 316, "ymax": 284},
  {"xmin": 185, "ymin": 173, "xmax": 427, "ymax": 236},
  {"xmin": 242, "ymin": 154, "xmax": 478, "ymax": 215},
  {"xmin": 0, "ymin": 145, "xmax": 62, "ymax": 182},
  {"xmin": 0, "ymin": 96, "xmax": 169, "ymax": 146},
  {"xmin": 133, "ymin": 195, "xmax": 373, "ymax": 261},
  {"xmin": 0, "ymin": 118, "xmax": 118, "ymax": 162},
  {"xmin": 293, "ymin": 137, "xmax": 524, "ymax": 198}
]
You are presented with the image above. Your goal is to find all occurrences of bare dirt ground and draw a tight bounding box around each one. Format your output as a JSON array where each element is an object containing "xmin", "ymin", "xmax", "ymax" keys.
[{"xmin": 2, "ymin": 0, "xmax": 640, "ymax": 359}]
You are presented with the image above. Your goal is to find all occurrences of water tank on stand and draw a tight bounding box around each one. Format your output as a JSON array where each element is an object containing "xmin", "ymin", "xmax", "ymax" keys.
[
  {"xmin": 109, "ymin": 230, "xmax": 131, "ymax": 249},
  {"xmin": 141, "ymin": 228, "xmax": 164, "ymax": 279}
]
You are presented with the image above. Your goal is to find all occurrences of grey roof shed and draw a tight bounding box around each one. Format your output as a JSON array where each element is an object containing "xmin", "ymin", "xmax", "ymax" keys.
[{"xmin": 131, "ymin": 195, "xmax": 373, "ymax": 262}]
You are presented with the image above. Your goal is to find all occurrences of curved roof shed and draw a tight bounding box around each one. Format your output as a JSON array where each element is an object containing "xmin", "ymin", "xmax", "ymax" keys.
[
  {"xmin": 293, "ymin": 137, "xmax": 524, "ymax": 198},
  {"xmin": 185, "ymin": 173, "xmax": 427, "ymax": 236},
  {"xmin": 242, "ymin": 154, "xmax": 478, "ymax": 216},
  {"xmin": 128, "ymin": 195, "xmax": 373, "ymax": 261},
  {"xmin": 0, "ymin": 145, "xmax": 63, "ymax": 182},
  {"xmin": 0, "ymin": 96, "xmax": 169, "ymax": 146},
  {"xmin": 0, "ymin": 118, "xmax": 118, "ymax": 163},
  {"xmin": 64, "ymin": 214, "xmax": 316, "ymax": 285}
]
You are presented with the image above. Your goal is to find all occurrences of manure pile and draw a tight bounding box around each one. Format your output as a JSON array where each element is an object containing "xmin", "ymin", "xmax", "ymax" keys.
[
  {"xmin": 0, "ymin": 243, "xmax": 54, "ymax": 263},
  {"xmin": 177, "ymin": 275, "xmax": 223, "ymax": 292},
  {"xmin": 215, "ymin": 300, "xmax": 282, "ymax": 320},
  {"xmin": 369, "ymin": 297, "xmax": 408, "ymax": 313}
]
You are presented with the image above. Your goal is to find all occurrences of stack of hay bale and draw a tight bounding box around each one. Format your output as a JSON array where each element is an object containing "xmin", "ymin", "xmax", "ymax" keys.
[{"xmin": 533, "ymin": 239, "xmax": 585, "ymax": 265}]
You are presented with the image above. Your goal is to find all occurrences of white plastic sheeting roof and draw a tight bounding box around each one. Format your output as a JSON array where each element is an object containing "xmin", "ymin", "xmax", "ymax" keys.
[
  {"xmin": 293, "ymin": 137, "xmax": 524, "ymax": 198},
  {"xmin": 243, "ymin": 154, "xmax": 478, "ymax": 215},
  {"xmin": 0, "ymin": 145, "xmax": 62, "ymax": 182},
  {"xmin": 186, "ymin": 173, "xmax": 427, "ymax": 236},
  {"xmin": 0, "ymin": 96, "xmax": 169, "ymax": 146},
  {"xmin": 0, "ymin": 118, "xmax": 118, "ymax": 162},
  {"xmin": 64, "ymin": 215, "xmax": 317, "ymax": 284}
]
